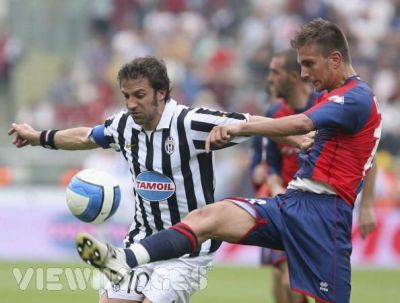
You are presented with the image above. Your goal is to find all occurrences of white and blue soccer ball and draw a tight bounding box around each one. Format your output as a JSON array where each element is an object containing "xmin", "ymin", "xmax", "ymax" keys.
[{"xmin": 66, "ymin": 169, "xmax": 121, "ymax": 224}]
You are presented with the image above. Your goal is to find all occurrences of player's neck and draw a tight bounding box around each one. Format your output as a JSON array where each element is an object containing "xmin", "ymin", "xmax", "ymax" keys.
[
  {"xmin": 343, "ymin": 65, "xmax": 357, "ymax": 82},
  {"xmin": 329, "ymin": 65, "xmax": 357, "ymax": 91}
]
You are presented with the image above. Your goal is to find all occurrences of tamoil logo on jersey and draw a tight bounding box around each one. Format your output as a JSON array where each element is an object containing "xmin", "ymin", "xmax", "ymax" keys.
[{"xmin": 135, "ymin": 171, "xmax": 175, "ymax": 201}]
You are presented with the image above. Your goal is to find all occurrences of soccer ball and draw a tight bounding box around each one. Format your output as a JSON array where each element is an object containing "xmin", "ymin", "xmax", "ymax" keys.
[{"xmin": 66, "ymin": 169, "xmax": 121, "ymax": 224}]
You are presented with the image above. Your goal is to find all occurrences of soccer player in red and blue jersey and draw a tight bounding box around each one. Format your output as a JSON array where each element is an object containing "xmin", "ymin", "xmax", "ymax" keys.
[
  {"xmin": 75, "ymin": 19, "xmax": 382, "ymax": 303},
  {"xmin": 251, "ymin": 48, "xmax": 378, "ymax": 303}
]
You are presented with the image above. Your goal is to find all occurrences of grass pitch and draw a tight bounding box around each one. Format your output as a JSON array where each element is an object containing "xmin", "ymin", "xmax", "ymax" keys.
[{"xmin": 0, "ymin": 261, "xmax": 399, "ymax": 302}]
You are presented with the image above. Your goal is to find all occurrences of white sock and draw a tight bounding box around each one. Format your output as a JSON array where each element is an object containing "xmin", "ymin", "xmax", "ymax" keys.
[{"xmin": 128, "ymin": 244, "xmax": 150, "ymax": 265}]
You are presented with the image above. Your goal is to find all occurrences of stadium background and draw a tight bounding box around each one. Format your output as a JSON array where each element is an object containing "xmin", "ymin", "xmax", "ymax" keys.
[{"xmin": 0, "ymin": 0, "xmax": 399, "ymax": 302}]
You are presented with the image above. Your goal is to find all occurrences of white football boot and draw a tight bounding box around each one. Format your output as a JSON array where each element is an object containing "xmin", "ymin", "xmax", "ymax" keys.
[{"xmin": 75, "ymin": 232, "xmax": 131, "ymax": 284}]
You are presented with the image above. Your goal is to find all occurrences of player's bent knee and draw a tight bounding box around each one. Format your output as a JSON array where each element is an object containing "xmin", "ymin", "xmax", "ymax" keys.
[
  {"xmin": 183, "ymin": 204, "xmax": 220, "ymax": 230},
  {"xmin": 184, "ymin": 200, "xmax": 255, "ymax": 243},
  {"xmin": 182, "ymin": 201, "xmax": 232, "ymax": 236}
]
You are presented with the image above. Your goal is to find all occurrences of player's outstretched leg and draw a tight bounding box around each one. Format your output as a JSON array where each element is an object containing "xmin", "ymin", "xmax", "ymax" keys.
[{"xmin": 75, "ymin": 200, "xmax": 256, "ymax": 283}]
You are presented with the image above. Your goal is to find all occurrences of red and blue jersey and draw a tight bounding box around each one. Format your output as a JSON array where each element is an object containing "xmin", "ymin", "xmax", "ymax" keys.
[
  {"xmin": 296, "ymin": 76, "xmax": 382, "ymax": 205},
  {"xmin": 266, "ymin": 93, "xmax": 317, "ymax": 186}
]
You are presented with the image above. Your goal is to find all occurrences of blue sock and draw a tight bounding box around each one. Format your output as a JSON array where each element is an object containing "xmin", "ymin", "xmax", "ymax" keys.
[
  {"xmin": 124, "ymin": 248, "xmax": 138, "ymax": 268},
  {"xmin": 123, "ymin": 222, "xmax": 198, "ymax": 268}
]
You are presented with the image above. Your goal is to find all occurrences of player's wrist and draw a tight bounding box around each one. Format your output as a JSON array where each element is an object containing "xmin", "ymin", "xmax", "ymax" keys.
[
  {"xmin": 40, "ymin": 129, "xmax": 59, "ymax": 149},
  {"xmin": 234, "ymin": 123, "xmax": 245, "ymax": 136}
]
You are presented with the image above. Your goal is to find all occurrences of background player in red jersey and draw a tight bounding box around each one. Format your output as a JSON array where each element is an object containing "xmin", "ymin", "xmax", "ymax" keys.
[
  {"xmin": 250, "ymin": 49, "xmax": 314, "ymax": 303},
  {"xmin": 71, "ymin": 19, "xmax": 381, "ymax": 303}
]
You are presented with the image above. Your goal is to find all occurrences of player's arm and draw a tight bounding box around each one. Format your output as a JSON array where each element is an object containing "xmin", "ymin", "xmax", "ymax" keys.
[
  {"xmin": 249, "ymin": 115, "xmax": 314, "ymax": 149},
  {"xmin": 206, "ymin": 114, "xmax": 314, "ymax": 152},
  {"xmin": 265, "ymin": 139, "xmax": 285, "ymax": 196},
  {"xmin": 267, "ymin": 175, "xmax": 285, "ymax": 196},
  {"xmin": 272, "ymin": 132, "xmax": 315, "ymax": 151},
  {"xmin": 244, "ymin": 114, "xmax": 313, "ymax": 137},
  {"xmin": 53, "ymin": 128, "xmax": 100, "ymax": 150},
  {"xmin": 8, "ymin": 123, "xmax": 99, "ymax": 150},
  {"xmin": 358, "ymin": 160, "xmax": 378, "ymax": 238}
]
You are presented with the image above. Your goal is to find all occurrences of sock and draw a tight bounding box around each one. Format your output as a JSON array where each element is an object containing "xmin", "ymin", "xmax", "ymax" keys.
[
  {"xmin": 123, "ymin": 222, "xmax": 199, "ymax": 268},
  {"xmin": 123, "ymin": 244, "xmax": 149, "ymax": 268}
]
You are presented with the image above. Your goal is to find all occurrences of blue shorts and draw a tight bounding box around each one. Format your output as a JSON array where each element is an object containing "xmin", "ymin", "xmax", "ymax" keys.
[
  {"xmin": 227, "ymin": 189, "xmax": 352, "ymax": 303},
  {"xmin": 260, "ymin": 248, "xmax": 286, "ymax": 266}
]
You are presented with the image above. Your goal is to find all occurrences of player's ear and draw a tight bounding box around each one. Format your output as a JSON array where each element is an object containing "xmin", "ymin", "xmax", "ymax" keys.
[
  {"xmin": 157, "ymin": 89, "xmax": 167, "ymax": 102},
  {"xmin": 290, "ymin": 70, "xmax": 301, "ymax": 83},
  {"xmin": 329, "ymin": 51, "xmax": 342, "ymax": 69}
]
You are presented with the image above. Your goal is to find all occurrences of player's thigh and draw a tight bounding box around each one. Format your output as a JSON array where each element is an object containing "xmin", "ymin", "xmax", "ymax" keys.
[
  {"xmin": 142, "ymin": 255, "xmax": 213, "ymax": 303},
  {"xmin": 100, "ymin": 293, "xmax": 141, "ymax": 303},
  {"xmin": 182, "ymin": 200, "xmax": 255, "ymax": 243},
  {"xmin": 276, "ymin": 259, "xmax": 290, "ymax": 287},
  {"xmin": 272, "ymin": 266, "xmax": 283, "ymax": 290},
  {"xmin": 100, "ymin": 265, "xmax": 152, "ymax": 302}
]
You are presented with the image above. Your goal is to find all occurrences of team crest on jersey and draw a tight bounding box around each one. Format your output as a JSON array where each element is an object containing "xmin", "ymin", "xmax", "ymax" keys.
[
  {"xmin": 135, "ymin": 171, "xmax": 176, "ymax": 201},
  {"xmin": 328, "ymin": 95, "xmax": 344, "ymax": 104},
  {"xmin": 164, "ymin": 136, "xmax": 175, "ymax": 155}
]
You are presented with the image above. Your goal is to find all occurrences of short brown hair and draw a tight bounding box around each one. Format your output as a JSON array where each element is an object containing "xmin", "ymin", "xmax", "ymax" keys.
[
  {"xmin": 291, "ymin": 18, "xmax": 351, "ymax": 63},
  {"xmin": 118, "ymin": 56, "xmax": 171, "ymax": 102},
  {"xmin": 274, "ymin": 49, "xmax": 301, "ymax": 75}
]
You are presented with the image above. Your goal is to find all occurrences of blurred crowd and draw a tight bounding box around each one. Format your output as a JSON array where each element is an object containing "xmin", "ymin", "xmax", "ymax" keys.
[{"xmin": 1, "ymin": 0, "xmax": 400, "ymax": 206}]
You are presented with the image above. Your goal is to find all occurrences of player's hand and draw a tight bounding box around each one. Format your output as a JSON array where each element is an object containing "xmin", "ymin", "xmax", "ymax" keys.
[
  {"xmin": 298, "ymin": 131, "xmax": 315, "ymax": 151},
  {"xmin": 8, "ymin": 123, "xmax": 41, "ymax": 148},
  {"xmin": 358, "ymin": 205, "xmax": 377, "ymax": 239},
  {"xmin": 252, "ymin": 163, "xmax": 267, "ymax": 185},
  {"xmin": 205, "ymin": 124, "xmax": 242, "ymax": 153}
]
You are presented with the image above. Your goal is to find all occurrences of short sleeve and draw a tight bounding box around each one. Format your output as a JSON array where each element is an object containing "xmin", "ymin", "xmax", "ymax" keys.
[
  {"xmin": 305, "ymin": 94, "xmax": 372, "ymax": 133},
  {"xmin": 90, "ymin": 112, "xmax": 128, "ymax": 151},
  {"xmin": 90, "ymin": 125, "xmax": 110, "ymax": 149},
  {"xmin": 189, "ymin": 107, "xmax": 250, "ymax": 150}
]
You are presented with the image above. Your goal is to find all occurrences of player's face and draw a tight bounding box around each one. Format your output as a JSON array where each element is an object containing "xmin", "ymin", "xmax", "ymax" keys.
[
  {"xmin": 298, "ymin": 44, "xmax": 331, "ymax": 92},
  {"xmin": 120, "ymin": 77, "xmax": 166, "ymax": 130},
  {"xmin": 267, "ymin": 57, "xmax": 291, "ymax": 99}
]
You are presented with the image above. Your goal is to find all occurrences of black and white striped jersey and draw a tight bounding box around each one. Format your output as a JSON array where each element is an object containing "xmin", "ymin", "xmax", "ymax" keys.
[{"xmin": 92, "ymin": 99, "xmax": 250, "ymax": 255}]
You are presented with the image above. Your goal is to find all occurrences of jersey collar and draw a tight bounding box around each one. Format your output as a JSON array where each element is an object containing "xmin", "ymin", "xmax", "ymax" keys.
[{"xmin": 155, "ymin": 99, "xmax": 177, "ymax": 130}]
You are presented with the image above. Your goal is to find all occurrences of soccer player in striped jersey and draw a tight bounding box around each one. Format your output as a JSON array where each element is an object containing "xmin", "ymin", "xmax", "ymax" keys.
[
  {"xmin": 71, "ymin": 19, "xmax": 381, "ymax": 303},
  {"xmin": 8, "ymin": 56, "xmax": 265, "ymax": 303}
]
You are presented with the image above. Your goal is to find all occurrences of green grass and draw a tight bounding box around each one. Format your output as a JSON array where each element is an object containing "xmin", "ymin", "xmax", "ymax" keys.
[
  {"xmin": 0, "ymin": 261, "xmax": 98, "ymax": 303},
  {"xmin": 0, "ymin": 262, "xmax": 399, "ymax": 302}
]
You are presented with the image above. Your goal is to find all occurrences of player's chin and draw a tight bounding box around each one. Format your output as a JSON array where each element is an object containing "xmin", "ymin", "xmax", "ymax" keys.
[
  {"xmin": 312, "ymin": 81, "xmax": 324, "ymax": 92},
  {"xmin": 313, "ymin": 86, "xmax": 324, "ymax": 92},
  {"xmin": 131, "ymin": 115, "xmax": 144, "ymax": 124}
]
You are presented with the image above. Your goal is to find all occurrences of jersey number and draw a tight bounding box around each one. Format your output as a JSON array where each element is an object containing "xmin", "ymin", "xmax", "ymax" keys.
[
  {"xmin": 363, "ymin": 96, "xmax": 381, "ymax": 176},
  {"xmin": 127, "ymin": 270, "xmax": 150, "ymax": 295}
]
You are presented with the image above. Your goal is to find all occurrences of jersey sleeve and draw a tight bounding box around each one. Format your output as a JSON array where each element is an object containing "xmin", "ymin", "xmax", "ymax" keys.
[
  {"xmin": 305, "ymin": 94, "xmax": 372, "ymax": 133},
  {"xmin": 189, "ymin": 107, "xmax": 251, "ymax": 150},
  {"xmin": 266, "ymin": 139, "xmax": 282, "ymax": 176},
  {"xmin": 89, "ymin": 112, "xmax": 126, "ymax": 151}
]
